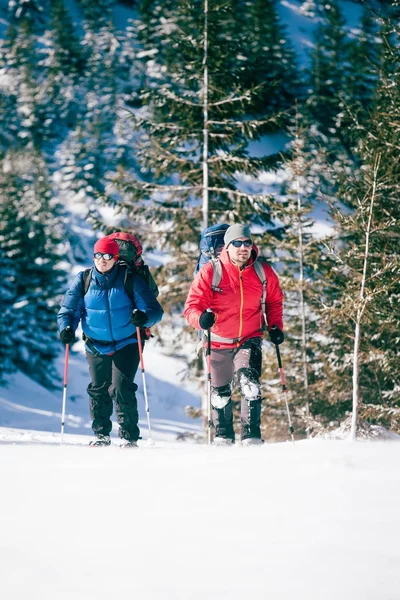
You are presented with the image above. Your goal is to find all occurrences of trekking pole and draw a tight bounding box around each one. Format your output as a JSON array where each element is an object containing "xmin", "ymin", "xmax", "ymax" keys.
[
  {"xmin": 206, "ymin": 309, "xmax": 213, "ymax": 445},
  {"xmin": 60, "ymin": 343, "xmax": 69, "ymax": 446},
  {"xmin": 136, "ymin": 327, "xmax": 154, "ymax": 446},
  {"xmin": 275, "ymin": 344, "xmax": 295, "ymax": 444}
]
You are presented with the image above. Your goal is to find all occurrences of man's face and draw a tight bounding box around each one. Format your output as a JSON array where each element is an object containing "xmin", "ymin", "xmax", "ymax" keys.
[{"xmin": 227, "ymin": 237, "xmax": 252, "ymax": 266}]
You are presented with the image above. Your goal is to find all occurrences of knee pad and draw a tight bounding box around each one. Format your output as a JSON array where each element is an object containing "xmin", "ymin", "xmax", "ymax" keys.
[
  {"xmin": 237, "ymin": 368, "xmax": 261, "ymax": 401},
  {"xmin": 211, "ymin": 383, "xmax": 231, "ymax": 409}
]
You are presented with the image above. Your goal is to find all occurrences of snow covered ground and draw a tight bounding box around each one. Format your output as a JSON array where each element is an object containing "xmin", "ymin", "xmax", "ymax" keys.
[
  {"xmin": 1, "ymin": 436, "xmax": 400, "ymax": 600},
  {"xmin": 1, "ymin": 2, "xmax": 397, "ymax": 597},
  {"xmin": 2, "ymin": 339, "xmax": 398, "ymax": 600}
]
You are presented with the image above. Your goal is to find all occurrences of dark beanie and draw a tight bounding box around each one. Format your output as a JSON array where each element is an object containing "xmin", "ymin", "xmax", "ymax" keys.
[
  {"xmin": 93, "ymin": 237, "xmax": 120, "ymax": 256},
  {"xmin": 224, "ymin": 224, "xmax": 252, "ymax": 247}
]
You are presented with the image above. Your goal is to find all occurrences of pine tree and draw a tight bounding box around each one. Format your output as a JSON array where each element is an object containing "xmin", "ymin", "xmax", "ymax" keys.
[
  {"xmin": 110, "ymin": 0, "xmax": 298, "ymax": 315},
  {"xmin": 49, "ymin": 0, "xmax": 85, "ymax": 78},
  {"xmin": 240, "ymin": 0, "xmax": 299, "ymax": 121},
  {"xmin": 0, "ymin": 166, "xmax": 19, "ymax": 383},
  {"xmin": 306, "ymin": 0, "xmax": 381, "ymax": 157},
  {"xmin": 75, "ymin": 0, "xmax": 113, "ymax": 29},
  {"xmin": 0, "ymin": 6, "xmax": 82, "ymax": 156},
  {"xmin": 0, "ymin": 21, "xmax": 42, "ymax": 150},
  {"xmin": 54, "ymin": 15, "xmax": 141, "ymax": 232},
  {"xmin": 0, "ymin": 151, "xmax": 68, "ymax": 387},
  {"xmin": 8, "ymin": 0, "xmax": 48, "ymax": 30},
  {"xmin": 257, "ymin": 111, "xmax": 332, "ymax": 440},
  {"xmin": 297, "ymin": 14, "xmax": 400, "ymax": 434}
]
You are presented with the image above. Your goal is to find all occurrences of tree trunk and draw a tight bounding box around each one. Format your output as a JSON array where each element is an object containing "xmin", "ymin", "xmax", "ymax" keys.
[
  {"xmin": 202, "ymin": 0, "xmax": 209, "ymax": 231},
  {"xmin": 201, "ymin": 0, "xmax": 210, "ymax": 434},
  {"xmin": 350, "ymin": 155, "xmax": 380, "ymax": 440},
  {"xmin": 294, "ymin": 122, "xmax": 310, "ymax": 418}
]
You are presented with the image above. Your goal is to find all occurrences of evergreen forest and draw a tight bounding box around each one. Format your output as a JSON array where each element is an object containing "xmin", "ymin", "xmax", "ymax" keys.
[{"xmin": 0, "ymin": 0, "xmax": 399, "ymax": 439}]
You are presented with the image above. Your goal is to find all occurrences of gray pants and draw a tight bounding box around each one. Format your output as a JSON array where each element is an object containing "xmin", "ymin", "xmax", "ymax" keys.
[{"xmin": 207, "ymin": 337, "xmax": 262, "ymax": 441}]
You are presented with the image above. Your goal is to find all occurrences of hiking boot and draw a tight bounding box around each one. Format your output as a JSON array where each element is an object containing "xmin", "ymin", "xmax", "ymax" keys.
[
  {"xmin": 89, "ymin": 434, "xmax": 111, "ymax": 447},
  {"xmin": 213, "ymin": 436, "xmax": 234, "ymax": 447},
  {"xmin": 241, "ymin": 424, "xmax": 261, "ymax": 441},
  {"xmin": 120, "ymin": 440, "xmax": 138, "ymax": 448},
  {"xmin": 241, "ymin": 437, "xmax": 264, "ymax": 447}
]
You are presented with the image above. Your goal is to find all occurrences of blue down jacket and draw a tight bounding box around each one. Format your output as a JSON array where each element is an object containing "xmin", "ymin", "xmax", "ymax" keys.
[{"xmin": 57, "ymin": 264, "xmax": 163, "ymax": 354}]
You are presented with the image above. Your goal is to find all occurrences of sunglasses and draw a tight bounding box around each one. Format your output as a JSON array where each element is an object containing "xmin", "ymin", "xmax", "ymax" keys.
[
  {"xmin": 93, "ymin": 252, "xmax": 116, "ymax": 260},
  {"xmin": 230, "ymin": 239, "xmax": 252, "ymax": 248}
]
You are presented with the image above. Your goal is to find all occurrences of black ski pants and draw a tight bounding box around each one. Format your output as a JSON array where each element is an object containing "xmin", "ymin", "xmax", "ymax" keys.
[
  {"xmin": 208, "ymin": 337, "xmax": 262, "ymax": 440},
  {"xmin": 86, "ymin": 342, "xmax": 142, "ymax": 441}
]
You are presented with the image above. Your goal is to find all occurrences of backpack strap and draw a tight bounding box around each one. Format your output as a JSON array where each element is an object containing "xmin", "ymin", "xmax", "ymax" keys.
[
  {"xmin": 123, "ymin": 268, "xmax": 134, "ymax": 302},
  {"xmin": 210, "ymin": 257, "xmax": 223, "ymax": 292},
  {"xmin": 82, "ymin": 268, "xmax": 92, "ymax": 296},
  {"xmin": 253, "ymin": 260, "xmax": 268, "ymax": 330},
  {"xmin": 81, "ymin": 266, "xmax": 134, "ymax": 301}
]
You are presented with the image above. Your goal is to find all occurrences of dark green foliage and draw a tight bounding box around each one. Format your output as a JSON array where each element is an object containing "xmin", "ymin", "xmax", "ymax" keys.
[
  {"xmin": 8, "ymin": 0, "xmax": 48, "ymax": 32},
  {"xmin": 0, "ymin": 0, "xmax": 398, "ymax": 437},
  {"xmin": 288, "ymin": 15, "xmax": 400, "ymax": 433},
  {"xmin": 307, "ymin": 1, "xmax": 350, "ymax": 135},
  {"xmin": 0, "ymin": 152, "xmax": 68, "ymax": 387},
  {"xmin": 239, "ymin": 0, "xmax": 299, "ymax": 122},
  {"xmin": 49, "ymin": 0, "xmax": 86, "ymax": 77},
  {"xmin": 306, "ymin": 1, "xmax": 382, "ymax": 156},
  {"xmin": 111, "ymin": 0, "xmax": 298, "ymax": 314},
  {"xmin": 76, "ymin": 0, "xmax": 113, "ymax": 29}
]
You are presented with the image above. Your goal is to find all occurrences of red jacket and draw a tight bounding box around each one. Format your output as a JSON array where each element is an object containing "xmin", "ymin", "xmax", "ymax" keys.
[{"xmin": 184, "ymin": 246, "xmax": 283, "ymax": 349}]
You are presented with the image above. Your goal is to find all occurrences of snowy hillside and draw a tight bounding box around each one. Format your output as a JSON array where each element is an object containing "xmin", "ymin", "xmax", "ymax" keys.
[
  {"xmin": 0, "ymin": 0, "xmax": 368, "ymax": 442},
  {"xmin": 0, "ymin": 336, "xmax": 202, "ymax": 442},
  {"xmin": 1, "ymin": 3, "xmax": 399, "ymax": 597},
  {"xmin": 1, "ymin": 437, "xmax": 400, "ymax": 600}
]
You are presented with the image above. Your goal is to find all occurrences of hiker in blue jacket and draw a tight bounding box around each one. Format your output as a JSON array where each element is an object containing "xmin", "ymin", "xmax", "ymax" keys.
[{"xmin": 57, "ymin": 237, "xmax": 163, "ymax": 447}]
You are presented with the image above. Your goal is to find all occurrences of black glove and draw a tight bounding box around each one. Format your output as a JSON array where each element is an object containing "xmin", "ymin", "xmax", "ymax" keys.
[
  {"xmin": 269, "ymin": 325, "xmax": 284, "ymax": 345},
  {"xmin": 130, "ymin": 309, "xmax": 147, "ymax": 327},
  {"xmin": 60, "ymin": 326, "xmax": 75, "ymax": 345},
  {"xmin": 199, "ymin": 310, "xmax": 216, "ymax": 330}
]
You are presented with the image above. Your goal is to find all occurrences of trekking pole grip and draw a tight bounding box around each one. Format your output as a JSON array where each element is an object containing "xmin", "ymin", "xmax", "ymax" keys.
[
  {"xmin": 206, "ymin": 310, "xmax": 212, "ymax": 350},
  {"xmin": 275, "ymin": 343, "xmax": 283, "ymax": 372}
]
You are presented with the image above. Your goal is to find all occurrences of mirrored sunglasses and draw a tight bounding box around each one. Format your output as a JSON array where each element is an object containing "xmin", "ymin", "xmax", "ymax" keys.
[
  {"xmin": 93, "ymin": 252, "xmax": 116, "ymax": 260},
  {"xmin": 230, "ymin": 239, "xmax": 252, "ymax": 248}
]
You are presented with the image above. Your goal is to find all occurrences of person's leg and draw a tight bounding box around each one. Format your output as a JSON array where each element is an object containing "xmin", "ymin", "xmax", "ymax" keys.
[
  {"xmin": 233, "ymin": 338, "xmax": 263, "ymax": 441},
  {"xmin": 86, "ymin": 353, "xmax": 113, "ymax": 438},
  {"xmin": 209, "ymin": 348, "xmax": 235, "ymax": 441},
  {"xmin": 110, "ymin": 343, "xmax": 141, "ymax": 442}
]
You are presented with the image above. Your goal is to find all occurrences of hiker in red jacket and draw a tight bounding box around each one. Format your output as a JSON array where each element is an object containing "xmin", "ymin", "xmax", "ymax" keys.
[{"xmin": 184, "ymin": 224, "xmax": 284, "ymax": 446}]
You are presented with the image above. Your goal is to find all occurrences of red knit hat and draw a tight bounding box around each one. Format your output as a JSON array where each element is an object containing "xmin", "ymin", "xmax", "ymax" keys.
[{"xmin": 93, "ymin": 237, "xmax": 119, "ymax": 259}]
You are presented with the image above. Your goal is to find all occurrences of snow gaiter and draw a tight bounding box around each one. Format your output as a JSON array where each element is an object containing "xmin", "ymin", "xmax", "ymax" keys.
[
  {"xmin": 211, "ymin": 383, "xmax": 235, "ymax": 441},
  {"xmin": 237, "ymin": 367, "xmax": 262, "ymax": 440}
]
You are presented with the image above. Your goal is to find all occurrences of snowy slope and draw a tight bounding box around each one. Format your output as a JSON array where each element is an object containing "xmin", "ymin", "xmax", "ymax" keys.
[
  {"xmin": 0, "ymin": 337, "xmax": 202, "ymax": 442},
  {"xmin": 0, "ymin": 0, "xmax": 365, "ymax": 440},
  {"xmin": 1, "ymin": 4, "xmax": 398, "ymax": 597},
  {"xmin": 1, "ymin": 437, "xmax": 400, "ymax": 600}
]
